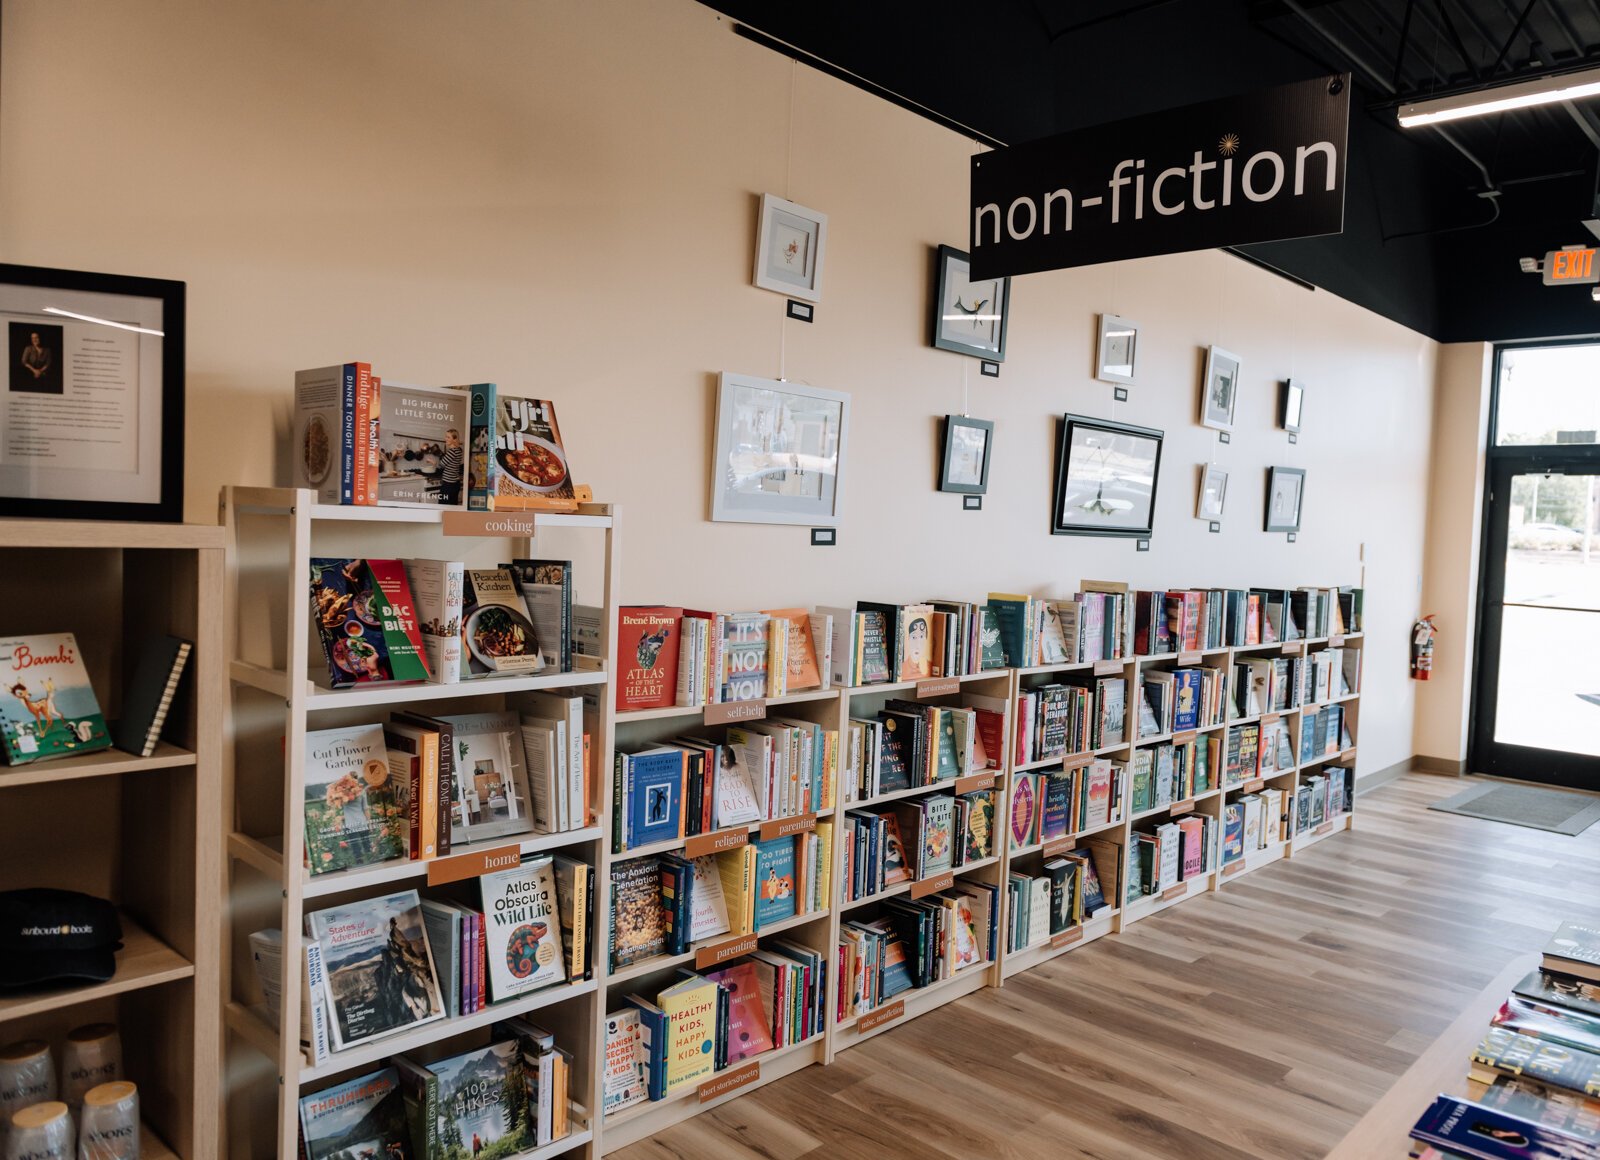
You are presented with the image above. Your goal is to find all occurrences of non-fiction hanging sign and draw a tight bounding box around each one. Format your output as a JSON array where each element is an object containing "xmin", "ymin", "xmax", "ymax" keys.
[{"xmin": 969, "ymin": 76, "xmax": 1349, "ymax": 279}]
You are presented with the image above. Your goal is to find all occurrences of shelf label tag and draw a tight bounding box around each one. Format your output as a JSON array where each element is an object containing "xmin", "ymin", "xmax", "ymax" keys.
[
  {"xmin": 758, "ymin": 813, "xmax": 816, "ymax": 842},
  {"xmin": 1222, "ymin": 861, "xmax": 1245, "ymax": 878},
  {"xmin": 442, "ymin": 512, "xmax": 537, "ymax": 538},
  {"xmin": 1062, "ymin": 751, "xmax": 1094, "ymax": 771},
  {"xmin": 858, "ymin": 998, "xmax": 905, "ymax": 1033},
  {"xmin": 1161, "ymin": 883, "xmax": 1187, "ymax": 901},
  {"xmin": 1281, "ymin": 641, "xmax": 1304, "ymax": 656},
  {"xmin": 1050, "ymin": 925, "xmax": 1085, "ymax": 949},
  {"xmin": 685, "ymin": 827, "xmax": 750, "ymax": 859},
  {"xmin": 695, "ymin": 932, "xmax": 760, "ymax": 970},
  {"xmin": 953, "ymin": 772, "xmax": 996, "ymax": 795},
  {"xmin": 1242, "ymin": 778, "xmax": 1265, "ymax": 794},
  {"xmin": 1340, "ymin": 747, "xmax": 1357, "ymax": 763},
  {"xmin": 427, "ymin": 842, "xmax": 521, "ymax": 886},
  {"xmin": 1093, "ymin": 658, "xmax": 1123, "ymax": 676},
  {"xmin": 699, "ymin": 1059, "xmax": 760, "ymax": 1102},
  {"xmin": 916, "ymin": 676, "xmax": 961, "ymax": 699},
  {"xmin": 1177, "ymin": 650, "xmax": 1202, "ymax": 666},
  {"xmin": 1172, "ymin": 730, "xmax": 1198, "ymax": 746},
  {"xmin": 910, "ymin": 870, "xmax": 956, "ymax": 899},
  {"xmin": 1169, "ymin": 799, "xmax": 1195, "ymax": 816},
  {"xmin": 1329, "ymin": 633, "xmax": 1345, "ymax": 647},
  {"xmin": 1314, "ymin": 820, "xmax": 1334, "ymax": 836},
  {"xmin": 1261, "ymin": 712, "xmax": 1281, "ymax": 726},
  {"xmin": 1040, "ymin": 835, "xmax": 1076, "ymax": 859},
  {"xmin": 706, "ymin": 699, "xmax": 767, "ymax": 726}
]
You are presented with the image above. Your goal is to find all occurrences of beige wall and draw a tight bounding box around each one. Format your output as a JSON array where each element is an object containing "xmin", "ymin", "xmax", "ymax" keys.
[
  {"xmin": 1413, "ymin": 342, "xmax": 1493, "ymax": 765},
  {"xmin": 1, "ymin": 0, "xmax": 1438, "ymax": 777}
]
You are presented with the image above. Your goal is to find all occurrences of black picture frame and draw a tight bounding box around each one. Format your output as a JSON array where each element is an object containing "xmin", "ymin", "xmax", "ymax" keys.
[
  {"xmin": 0, "ymin": 262, "xmax": 184, "ymax": 523},
  {"xmin": 1280, "ymin": 378, "xmax": 1305, "ymax": 433},
  {"xmin": 938, "ymin": 415, "xmax": 994, "ymax": 495},
  {"xmin": 931, "ymin": 244, "xmax": 1009, "ymax": 362},
  {"xmin": 1264, "ymin": 465, "xmax": 1306, "ymax": 532},
  {"xmin": 1051, "ymin": 413, "xmax": 1163, "ymax": 538}
]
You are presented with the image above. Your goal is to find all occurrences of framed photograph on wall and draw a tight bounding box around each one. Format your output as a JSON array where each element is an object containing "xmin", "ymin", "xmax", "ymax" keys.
[
  {"xmin": 753, "ymin": 193, "xmax": 828, "ymax": 302},
  {"xmin": 932, "ymin": 244, "xmax": 1009, "ymax": 362},
  {"xmin": 0, "ymin": 263, "xmax": 184, "ymax": 523},
  {"xmin": 939, "ymin": 415, "xmax": 993, "ymax": 494},
  {"xmin": 1095, "ymin": 313, "xmax": 1139, "ymax": 384},
  {"xmin": 1196, "ymin": 463, "xmax": 1228, "ymax": 521},
  {"xmin": 710, "ymin": 371, "xmax": 849, "ymax": 526},
  {"xmin": 1265, "ymin": 465, "xmax": 1305, "ymax": 532},
  {"xmin": 1051, "ymin": 413, "xmax": 1163, "ymax": 538},
  {"xmin": 1200, "ymin": 345, "xmax": 1241, "ymax": 432},
  {"xmin": 1280, "ymin": 378, "xmax": 1305, "ymax": 433}
]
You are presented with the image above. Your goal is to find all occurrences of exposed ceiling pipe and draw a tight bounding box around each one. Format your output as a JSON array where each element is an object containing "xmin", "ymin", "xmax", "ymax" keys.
[{"xmin": 1277, "ymin": 0, "xmax": 1498, "ymax": 190}]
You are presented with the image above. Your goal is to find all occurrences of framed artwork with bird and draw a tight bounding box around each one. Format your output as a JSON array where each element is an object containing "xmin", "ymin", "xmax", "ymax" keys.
[{"xmin": 932, "ymin": 244, "xmax": 1010, "ymax": 361}]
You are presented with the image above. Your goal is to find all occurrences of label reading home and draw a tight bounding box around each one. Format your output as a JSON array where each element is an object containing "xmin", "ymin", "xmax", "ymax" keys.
[{"xmin": 969, "ymin": 76, "xmax": 1349, "ymax": 277}]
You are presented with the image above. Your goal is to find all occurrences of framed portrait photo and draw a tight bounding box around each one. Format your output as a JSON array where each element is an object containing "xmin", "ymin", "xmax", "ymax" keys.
[
  {"xmin": 1265, "ymin": 465, "xmax": 1305, "ymax": 533},
  {"xmin": 1196, "ymin": 463, "xmax": 1228, "ymax": 521},
  {"xmin": 1280, "ymin": 378, "xmax": 1305, "ymax": 433},
  {"xmin": 1095, "ymin": 313, "xmax": 1139, "ymax": 384},
  {"xmin": 1051, "ymin": 413, "xmax": 1163, "ymax": 538},
  {"xmin": 753, "ymin": 193, "xmax": 828, "ymax": 302},
  {"xmin": 0, "ymin": 263, "xmax": 184, "ymax": 523},
  {"xmin": 939, "ymin": 415, "xmax": 993, "ymax": 495},
  {"xmin": 710, "ymin": 371, "xmax": 849, "ymax": 526},
  {"xmin": 932, "ymin": 244, "xmax": 1009, "ymax": 362},
  {"xmin": 1201, "ymin": 345, "xmax": 1241, "ymax": 432}
]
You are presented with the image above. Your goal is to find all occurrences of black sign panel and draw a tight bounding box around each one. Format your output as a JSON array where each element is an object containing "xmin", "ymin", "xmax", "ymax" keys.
[{"xmin": 969, "ymin": 76, "xmax": 1349, "ymax": 279}]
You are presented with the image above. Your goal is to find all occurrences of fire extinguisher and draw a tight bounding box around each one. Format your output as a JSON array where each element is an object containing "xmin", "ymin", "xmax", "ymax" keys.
[{"xmin": 1411, "ymin": 615, "xmax": 1437, "ymax": 680}]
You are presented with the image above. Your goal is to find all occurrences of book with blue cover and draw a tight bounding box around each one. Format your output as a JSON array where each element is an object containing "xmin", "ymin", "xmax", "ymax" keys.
[
  {"xmin": 626, "ymin": 748, "xmax": 686, "ymax": 849},
  {"xmin": 752, "ymin": 836, "xmax": 797, "ymax": 930},
  {"xmin": 1041, "ymin": 775, "xmax": 1072, "ymax": 842},
  {"xmin": 1172, "ymin": 669, "xmax": 1202, "ymax": 732},
  {"xmin": 1410, "ymin": 1093, "xmax": 1595, "ymax": 1159},
  {"xmin": 1222, "ymin": 803, "xmax": 1245, "ymax": 863}
]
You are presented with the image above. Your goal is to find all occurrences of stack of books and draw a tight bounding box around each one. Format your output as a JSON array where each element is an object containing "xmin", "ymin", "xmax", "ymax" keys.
[
  {"xmin": 840, "ymin": 789, "xmax": 996, "ymax": 902},
  {"xmin": 1126, "ymin": 815, "xmax": 1216, "ymax": 901},
  {"xmin": 1005, "ymin": 842, "xmax": 1119, "ymax": 952},
  {"xmin": 844, "ymin": 698, "xmax": 994, "ymax": 802},
  {"xmin": 1129, "ymin": 739, "xmax": 1214, "ymax": 814},
  {"xmin": 838, "ymin": 881, "xmax": 998, "ymax": 1018},
  {"xmin": 614, "ymin": 605, "xmax": 832, "ymax": 711},
  {"xmin": 1008, "ymin": 759, "xmax": 1124, "ymax": 850}
]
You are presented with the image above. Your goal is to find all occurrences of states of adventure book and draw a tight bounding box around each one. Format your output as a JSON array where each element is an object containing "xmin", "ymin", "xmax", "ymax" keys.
[
  {"xmin": 310, "ymin": 559, "xmax": 430, "ymax": 687},
  {"xmin": 303, "ymin": 724, "xmax": 407, "ymax": 875},
  {"xmin": 479, "ymin": 857, "xmax": 567, "ymax": 1003},
  {"xmin": 616, "ymin": 606, "xmax": 682, "ymax": 711},
  {"xmin": 456, "ymin": 385, "xmax": 576, "ymax": 511},
  {"xmin": 375, "ymin": 381, "xmax": 471, "ymax": 508},
  {"xmin": 297, "ymin": 1066, "xmax": 412, "ymax": 1160},
  {"xmin": 0, "ymin": 633, "xmax": 111, "ymax": 765},
  {"xmin": 307, "ymin": 889, "xmax": 444, "ymax": 1051}
]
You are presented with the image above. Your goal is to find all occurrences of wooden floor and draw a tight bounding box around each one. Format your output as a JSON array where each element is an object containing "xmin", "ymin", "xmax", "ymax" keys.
[{"xmin": 612, "ymin": 774, "xmax": 1600, "ymax": 1160}]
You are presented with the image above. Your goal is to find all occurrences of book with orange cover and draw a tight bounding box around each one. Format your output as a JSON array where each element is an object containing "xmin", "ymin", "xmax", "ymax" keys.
[{"xmin": 762, "ymin": 607, "xmax": 822, "ymax": 692}]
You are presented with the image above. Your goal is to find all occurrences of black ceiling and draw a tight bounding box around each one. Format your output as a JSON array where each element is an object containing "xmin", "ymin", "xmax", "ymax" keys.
[{"xmin": 704, "ymin": 0, "xmax": 1600, "ymax": 343}]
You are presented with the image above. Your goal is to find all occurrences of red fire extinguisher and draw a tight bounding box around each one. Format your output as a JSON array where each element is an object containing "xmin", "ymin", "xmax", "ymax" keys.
[{"xmin": 1411, "ymin": 615, "xmax": 1437, "ymax": 680}]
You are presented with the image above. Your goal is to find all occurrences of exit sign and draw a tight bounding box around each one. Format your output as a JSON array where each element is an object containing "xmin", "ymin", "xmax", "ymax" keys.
[{"xmin": 1543, "ymin": 247, "xmax": 1598, "ymax": 285}]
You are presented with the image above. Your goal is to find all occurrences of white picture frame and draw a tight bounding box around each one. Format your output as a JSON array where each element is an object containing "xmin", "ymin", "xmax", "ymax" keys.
[
  {"xmin": 753, "ymin": 193, "xmax": 828, "ymax": 302},
  {"xmin": 710, "ymin": 371, "xmax": 849, "ymax": 526},
  {"xmin": 1095, "ymin": 313, "xmax": 1140, "ymax": 384},
  {"xmin": 1196, "ymin": 463, "xmax": 1228, "ymax": 520},
  {"xmin": 1201, "ymin": 345, "xmax": 1242, "ymax": 432}
]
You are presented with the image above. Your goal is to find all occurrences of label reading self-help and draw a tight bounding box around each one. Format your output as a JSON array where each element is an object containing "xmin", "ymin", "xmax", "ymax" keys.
[
  {"xmin": 1062, "ymin": 751, "xmax": 1094, "ymax": 771},
  {"xmin": 706, "ymin": 699, "xmax": 767, "ymax": 726},
  {"xmin": 1041, "ymin": 836, "xmax": 1076, "ymax": 859}
]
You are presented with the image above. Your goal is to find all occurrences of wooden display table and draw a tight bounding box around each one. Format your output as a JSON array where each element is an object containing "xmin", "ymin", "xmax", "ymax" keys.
[{"xmin": 1327, "ymin": 954, "xmax": 1536, "ymax": 1158}]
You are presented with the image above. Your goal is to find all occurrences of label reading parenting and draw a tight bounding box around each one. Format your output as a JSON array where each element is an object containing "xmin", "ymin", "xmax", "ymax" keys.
[
  {"xmin": 758, "ymin": 813, "xmax": 816, "ymax": 842},
  {"xmin": 695, "ymin": 932, "xmax": 760, "ymax": 970}
]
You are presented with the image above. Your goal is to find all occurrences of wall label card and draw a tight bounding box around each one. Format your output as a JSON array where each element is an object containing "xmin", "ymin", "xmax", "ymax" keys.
[
  {"xmin": 685, "ymin": 827, "xmax": 750, "ymax": 859},
  {"xmin": 427, "ymin": 842, "xmax": 522, "ymax": 886},
  {"xmin": 980, "ymin": 360, "xmax": 1000, "ymax": 377},
  {"xmin": 1287, "ymin": 531, "xmax": 1297, "ymax": 542},
  {"xmin": 786, "ymin": 299, "xmax": 814, "ymax": 323},
  {"xmin": 963, "ymin": 494, "xmax": 983, "ymax": 511},
  {"xmin": 811, "ymin": 528, "xmax": 836, "ymax": 546},
  {"xmin": 1288, "ymin": 433, "xmax": 1298, "ymax": 444},
  {"xmin": 696, "ymin": 932, "xmax": 760, "ymax": 970},
  {"xmin": 1209, "ymin": 521, "xmax": 1221, "ymax": 533},
  {"xmin": 1113, "ymin": 386, "xmax": 1129, "ymax": 401},
  {"xmin": 859, "ymin": 999, "xmax": 905, "ymax": 1033},
  {"xmin": 759, "ymin": 813, "xmax": 816, "ymax": 841},
  {"xmin": 1136, "ymin": 539, "xmax": 1150, "ymax": 551},
  {"xmin": 699, "ymin": 1059, "xmax": 760, "ymax": 1102},
  {"xmin": 916, "ymin": 676, "xmax": 961, "ymax": 699},
  {"xmin": 1218, "ymin": 431, "xmax": 1231, "ymax": 444},
  {"xmin": 969, "ymin": 76, "xmax": 1350, "ymax": 278},
  {"xmin": 706, "ymin": 700, "xmax": 766, "ymax": 726}
]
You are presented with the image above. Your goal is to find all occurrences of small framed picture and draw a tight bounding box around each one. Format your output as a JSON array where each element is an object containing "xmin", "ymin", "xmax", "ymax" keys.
[
  {"xmin": 1196, "ymin": 464, "xmax": 1228, "ymax": 521},
  {"xmin": 932, "ymin": 244, "xmax": 1009, "ymax": 362},
  {"xmin": 1280, "ymin": 379, "xmax": 1305, "ymax": 433},
  {"xmin": 753, "ymin": 194, "xmax": 828, "ymax": 302},
  {"xmin": 1265, "ymin": 466, "xmax": 1305, "ymax": 533},
  {"xmin": 1201, "ymin": 345, "xmax": 1242, "ymax": 432},
  {"xmin": 939, "ymin": 415, "xmax": 994, "ymax": 495},
  {"xmin": 1095, "ymin": 313, "xmax": 1139, "ymax": 384},
  {"xmin": 1051, "ymin": 414, "xmax": 1163, "ymax": 538},
  {"xmin": 710, "ymin": 371, "xmax": 849, "ymax": 526}
]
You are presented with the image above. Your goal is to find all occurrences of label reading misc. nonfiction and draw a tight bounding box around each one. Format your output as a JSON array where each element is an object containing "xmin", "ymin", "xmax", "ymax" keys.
[
  {"xmin": 969, "ymin": 76, "xmax": 1350, "ymax": 279},
  {"xmin": 858, "ymin": 999, "xmax": 905, "ymax": 1033}
]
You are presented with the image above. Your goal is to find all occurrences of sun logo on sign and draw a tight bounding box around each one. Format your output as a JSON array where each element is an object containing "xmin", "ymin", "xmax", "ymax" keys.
[{"xmin": 1218, "ymin": 133, "xmax": 1241, "ymax": 157}]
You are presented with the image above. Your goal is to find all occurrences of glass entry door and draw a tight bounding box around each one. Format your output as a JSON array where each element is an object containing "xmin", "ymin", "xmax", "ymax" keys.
[{"xmin": 1473, "ymin": 457, "xmax": 1600, "ymax": 787}]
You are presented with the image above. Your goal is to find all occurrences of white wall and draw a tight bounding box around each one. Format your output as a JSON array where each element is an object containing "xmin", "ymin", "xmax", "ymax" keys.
[{"xmin": 0, "ymin": 0, "xmax": 1436, "ymax": 777}]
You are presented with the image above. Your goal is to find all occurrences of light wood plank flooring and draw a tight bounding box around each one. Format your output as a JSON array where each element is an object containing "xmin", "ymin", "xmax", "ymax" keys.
[{"xmin": 612, "ymin": 774, "xmax": 1600, "ymax": 1160}]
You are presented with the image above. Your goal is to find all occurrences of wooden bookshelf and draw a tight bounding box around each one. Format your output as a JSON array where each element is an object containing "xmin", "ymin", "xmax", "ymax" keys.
[
  {"xmin": 221, "ymin": 487, "xmax": 617, "ymax": 1159},
  {"xmin": 0, "ymin": 519, "xmax": 223, "ymax": 1159}
]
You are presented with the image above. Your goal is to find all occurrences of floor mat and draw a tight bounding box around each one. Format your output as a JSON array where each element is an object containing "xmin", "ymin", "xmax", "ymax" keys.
[{"xmin": 1428, "ymin": 781, "xmax": 1600, "ymax": 835}]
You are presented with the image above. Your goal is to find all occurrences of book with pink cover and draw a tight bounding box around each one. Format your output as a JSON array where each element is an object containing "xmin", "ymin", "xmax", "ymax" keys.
[
  {"xmin": 704, "ymin": 961, "xmax": 774, "ymax": 1063},
  {"xmin": 1177, "ymin": 816, "xmax": 1206, "ymax": 879}
]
